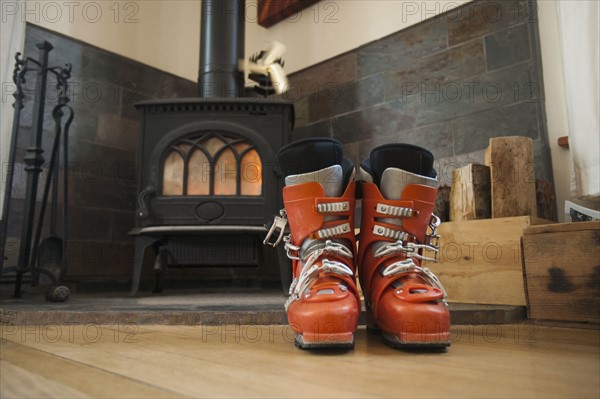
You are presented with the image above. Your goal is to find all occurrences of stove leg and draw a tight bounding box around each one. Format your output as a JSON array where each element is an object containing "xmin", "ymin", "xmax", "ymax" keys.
[
  {"xmin": 130, "ymin": 236, "xmax": 158, "ymax": 297},
  {"xmin": 153, "ymin": 248, "xmax": 167, "ymax": 293}
]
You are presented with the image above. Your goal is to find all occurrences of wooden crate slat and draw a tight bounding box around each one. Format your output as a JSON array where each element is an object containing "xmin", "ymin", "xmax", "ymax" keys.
[{"xmin": 424, "ymin": 216, "xmax": 550, "ymax": 306}]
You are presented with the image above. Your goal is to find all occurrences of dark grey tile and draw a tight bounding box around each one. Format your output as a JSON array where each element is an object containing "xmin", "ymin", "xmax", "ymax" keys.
[
  {"xmin": 403, "ymin": 123, "xmax": 455, "ymax": 159},
  {"xmin": 67, "ymin": 139, "xmax": 136, "ymax": 182},
  {"xmin": 390, "ymin": 61, "xmax": 534, "ymax": 128},
  {"xmin": 291, "ymin": 120, "xmax": 332, "ymax": 141},
  {"xmin": 121, "ymin": 89, "xmax": 151, "ymax": 120},
  {"xmin": 66, "ymin": 241, "xmax": 134, "ymax": 277},
  {"xmin": 532, "ymin": 139, "xmax": 552, "ymax": 181},
  {"xmin": 2, "ymin": 236, "xmax": 20, "ymax": 265},
  {"xmin": 288, "ymin": 52, "xmax": 357, "ymax": 99},
  {"xmin": 68, "ymin": 206, "xmax": 112, "ymax": 242},
  {"xmin": 69, "ymin": 174, "xmax": 136, "ymax": 211},
  {"xmin": 453, "ymin": 101, "xmax": 539, "ymax": 154},
  {"xmin": 80, "ymin": 46, "xmax": 153, "ymax": 96},
  {"xmin": 110, "ymin": 210, "xmax": 136, "ymax": 243},
  {"xmin": 76, "ymin": 36, "xmax": 195, "ymax": 101},
  {"xmin": 332, "ymin": 101, "xmax": 416, "ymax": 144},
  {"xmin": 67, "ymin": 84, "xmax": 122, "ymax": 144},
  {"xmin": 122, "ymin": 74, "xmax": 192, "ymax": 101},
  {"xmin": 384, "ymin": 39, "xmax": 486, "ymax": 101},
  {"xmin": 309, "ymin": 74, "xmax": 384, "ymax": 122},
  {"xmin": 342, "ymin": 142, "xmax": 359, "ymax": 168},
  {"xmin": 485, "ymin": 24, "xmax": 531, "ymax": 71},
  {"xmin": 5, "ymin": 199, "xmax": 53, "ymax": 260},
  {"xmin": 15, "ymin": 124, "xmax": 56, "ymax": 159},
  {"xmin": 447, "ymin": 0, "xmax": 529, "ymax": 46},
  {"xmin": 293, "ymin": 96, "xmax": 309, "ymax": 129},
  {"xmin": 68, "ymin": 76, "xmax": 122, "ymax": 114},
  {"xmin": 96, "ymin": 114, "xmax": 140, "ymax": 151},
  {"xmin": 111, "ymin": 160, "xmax": 138, "ymax": 187},
  {"xmin": 79, "ymin": 45, "xmax": 134, "ymax": 86},
  {"xmin": 172, "ymin": 79, "xmax": 198, "ymax": 98},
  {"xmin": 5, "ymin": 198, "xmax": 24, "ymax": 238},
  {"xmin": 355, "ymin": 122, "xmax": 454, "ymax": 162},
  {"xmin": 357, "ymin": 17, "xmax": 447, "ymax": 78},
  {"xmin": 7, "ymin": 158, "xmax": 56, "ymax": 202}
]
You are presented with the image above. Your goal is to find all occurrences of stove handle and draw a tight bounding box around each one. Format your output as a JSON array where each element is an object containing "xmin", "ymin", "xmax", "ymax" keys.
[{"xmin": 137, "ymin": 186, "xmax": 156, "ymax": 220}]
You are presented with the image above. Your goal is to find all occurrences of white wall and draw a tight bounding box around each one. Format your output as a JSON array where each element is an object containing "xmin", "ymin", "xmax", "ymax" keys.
[
  {"xmin": 537, "ymin": 1, "xmax": 572, "ymax": 221},
  {"xmin": 16, "ymin": 0, "xmax": 201, "ymax": 80}
]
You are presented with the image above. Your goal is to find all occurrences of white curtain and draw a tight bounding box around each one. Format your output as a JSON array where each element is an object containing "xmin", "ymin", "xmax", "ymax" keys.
[{"xmin": 557, "ymin": 0, "xmax": 600, "ymax": 200}]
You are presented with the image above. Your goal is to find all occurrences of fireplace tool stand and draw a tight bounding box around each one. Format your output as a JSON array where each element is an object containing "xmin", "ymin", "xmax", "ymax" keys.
[{"xmin": 0, "ymin": 41, "xmax": 73, "ymax": 302}]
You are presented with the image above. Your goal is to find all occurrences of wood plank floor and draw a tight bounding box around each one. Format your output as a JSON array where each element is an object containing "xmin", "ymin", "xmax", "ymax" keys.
[{"xmin": 1, "ymin": 324, "xmax": 598, "ymax": 398}]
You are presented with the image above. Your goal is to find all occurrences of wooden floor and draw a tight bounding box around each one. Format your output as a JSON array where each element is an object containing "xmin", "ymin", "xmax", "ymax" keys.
[{"xmin": 1, "ymin": 324, "xmax": 598, "ymax": 398}]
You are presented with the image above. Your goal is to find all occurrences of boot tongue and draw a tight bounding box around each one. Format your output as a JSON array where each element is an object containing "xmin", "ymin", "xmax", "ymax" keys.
[
  {"xmin": 285, "ymin": 164, "xmax": 343, "ymax": 198},
  {"xmin": 380, "ymin": 167, "xmax": 439, "ymax": 200},
  {"xmin": 377, "ymin": 167, "xmax": 438, "ymax": 231}
]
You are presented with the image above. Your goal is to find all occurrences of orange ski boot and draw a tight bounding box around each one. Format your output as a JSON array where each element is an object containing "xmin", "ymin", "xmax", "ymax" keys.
[
  {"xmin": 265, "ymin": 138, "xmax": 361, "ymax": 349},
  {"xmin": 358, "ymin": 144, "xmax": 450, "ymax": 348}
]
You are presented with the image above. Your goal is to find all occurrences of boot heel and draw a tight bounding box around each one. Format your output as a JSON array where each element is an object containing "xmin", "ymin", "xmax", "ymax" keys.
[
  {"xmin": 382, "ymin": 331, "xmax": 451, "ymax": 349},
  {"xmin": 295, "ymin": 332, "xmax": 355, "ymax": 349}
]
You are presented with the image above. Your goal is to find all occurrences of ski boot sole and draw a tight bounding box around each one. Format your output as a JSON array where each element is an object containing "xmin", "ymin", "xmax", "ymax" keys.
[
  {"xmin": 294, "ymin": 332, "xmax": 355, "ymax": 350},
  {"xmin": 382, "ymin": 332, "xmax": 450, "ymax": 349}
]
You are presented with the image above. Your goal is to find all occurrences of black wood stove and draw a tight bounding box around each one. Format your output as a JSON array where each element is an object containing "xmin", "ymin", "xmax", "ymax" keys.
[{"xmin": 129, "ymin": 0, "xmax": 293, "ymax": 295}]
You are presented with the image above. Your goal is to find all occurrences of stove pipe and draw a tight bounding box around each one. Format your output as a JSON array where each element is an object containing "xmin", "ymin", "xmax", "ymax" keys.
[{"xmin": 198, "ymin": 0, "xmax": 245, "ymax": 98}]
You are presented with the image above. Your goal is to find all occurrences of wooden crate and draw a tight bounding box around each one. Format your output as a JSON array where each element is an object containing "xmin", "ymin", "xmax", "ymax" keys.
[
  {"xmin": 522, "ymin": 221, "xmax": 600, "ymax": 324},
  {"xmin": 424, "ymin": 216, "xmax": 551, "ymax": 306}
]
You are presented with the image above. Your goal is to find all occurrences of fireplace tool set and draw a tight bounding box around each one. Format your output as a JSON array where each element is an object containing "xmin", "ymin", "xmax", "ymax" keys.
[{"xmin": 0, "ymin": 41, "xmax": 73, "ymax": 302}]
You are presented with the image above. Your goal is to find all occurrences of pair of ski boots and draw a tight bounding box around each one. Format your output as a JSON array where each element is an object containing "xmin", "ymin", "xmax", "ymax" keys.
[{"xmin": 265, "ymin": 138, "xmax": 450, "ymax": 349}]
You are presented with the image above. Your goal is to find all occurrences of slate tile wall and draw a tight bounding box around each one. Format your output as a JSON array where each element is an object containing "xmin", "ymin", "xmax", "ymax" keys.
[
  {"xmin": 4, "ymin": 23, "xmax": 196, "ymax": 280},
  {"xmin": 288, "ymin": 0, "xmax": 552, "ymax": 188}
]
